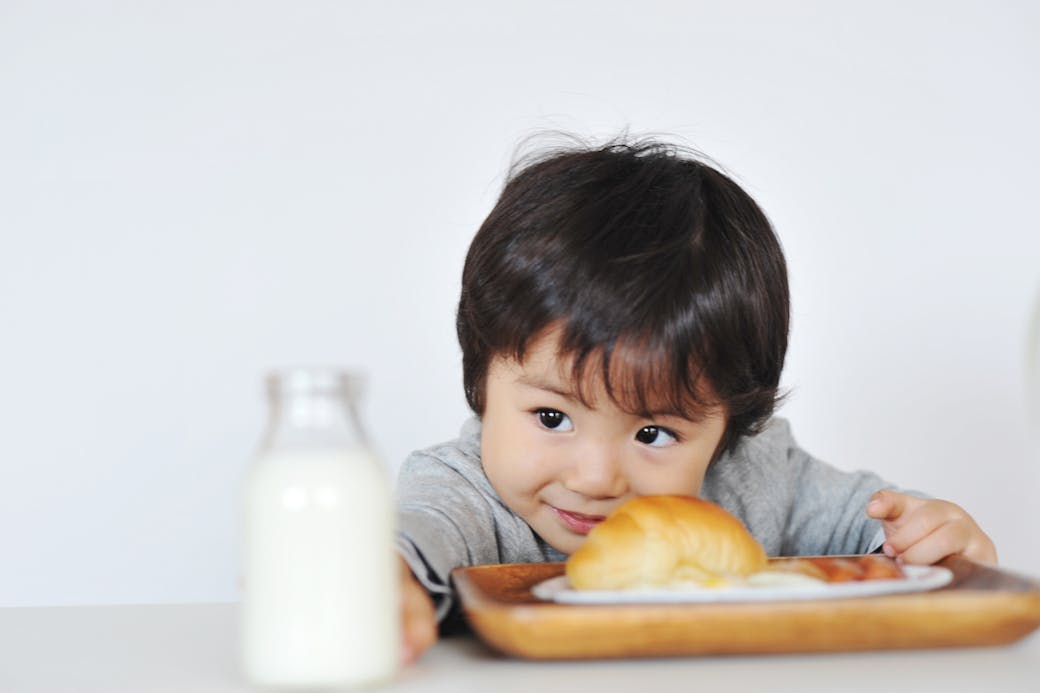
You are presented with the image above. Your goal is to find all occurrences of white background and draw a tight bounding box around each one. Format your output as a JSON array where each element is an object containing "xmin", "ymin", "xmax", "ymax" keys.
[{"xmin": 2, "ymin": 1, "xmax": 1038, "ymax": 607}]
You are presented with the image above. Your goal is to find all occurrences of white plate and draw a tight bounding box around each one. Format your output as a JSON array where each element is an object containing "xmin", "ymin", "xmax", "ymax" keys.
[{"xmin": 531, "ymin": 565, "xmax": 954, "ymax": 604}]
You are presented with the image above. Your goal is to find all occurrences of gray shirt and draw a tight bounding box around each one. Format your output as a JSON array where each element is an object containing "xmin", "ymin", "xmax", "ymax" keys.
[{"xmin": 396, "ymin": 416, "xmax": 895, "ymax": 619}]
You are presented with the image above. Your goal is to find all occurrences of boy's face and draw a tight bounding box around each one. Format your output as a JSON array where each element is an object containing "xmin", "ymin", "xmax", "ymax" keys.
[{"xmin": 480, "ymin": 327, "xmax": 727, "ymax": 555}]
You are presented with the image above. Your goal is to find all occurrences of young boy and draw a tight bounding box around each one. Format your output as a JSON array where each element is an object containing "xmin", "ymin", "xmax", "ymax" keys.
[{"xmin": 394, "ymin": 137, "xmax": 996, "ymax": 661}]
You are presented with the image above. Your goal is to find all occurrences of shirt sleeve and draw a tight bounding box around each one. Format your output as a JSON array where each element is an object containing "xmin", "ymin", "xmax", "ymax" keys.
[
  {"xmin": 705, "ymin": 418, "xmax": 912, "ymax": 557},
  {"xmin": 395, "ymin": 450, "xmax": 503, "ymax": 620},
  {"xmin": 780, "ymin": 441, "xmax": 894, "ymax": 556}
]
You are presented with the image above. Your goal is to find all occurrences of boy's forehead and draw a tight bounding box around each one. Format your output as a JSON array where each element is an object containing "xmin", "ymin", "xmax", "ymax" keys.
[
  {"xmin": 503, "ymin": 324, "xmax": 717, "ymax": 418},
  {"xmin": 500, "ymin": 326, "xmax": 583, "ymax": 386}
]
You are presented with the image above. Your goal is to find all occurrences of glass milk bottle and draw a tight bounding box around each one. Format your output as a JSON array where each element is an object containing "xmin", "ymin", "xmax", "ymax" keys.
[{"xmin": 242, "ymin": 368, "xmax": 399, "ymax": 688}]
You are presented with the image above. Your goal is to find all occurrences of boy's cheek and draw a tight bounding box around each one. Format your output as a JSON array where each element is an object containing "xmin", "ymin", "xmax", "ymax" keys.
[
  {"xmin": 626, "ymin": 451, "xmax": 712, "ymax": 498},
  {"xmin": 484, "ymin": 458, "xmax": 546, "ymax": 505},
  {"xmin": 480, "ymin": 438, "xmax": 535, "ymax": 505}
]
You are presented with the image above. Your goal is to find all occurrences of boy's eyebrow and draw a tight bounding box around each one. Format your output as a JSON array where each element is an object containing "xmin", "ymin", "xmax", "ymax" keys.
[{"xmin": 515, "ymin": 374, "xmax": 581, "ymax": 402}]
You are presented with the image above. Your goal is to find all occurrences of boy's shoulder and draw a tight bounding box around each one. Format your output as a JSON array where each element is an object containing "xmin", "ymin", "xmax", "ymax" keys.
[
  {"xmin": 412, "ymin": 417, "xmax": 481, "ymax": 463},
  {"xmin": 704, "ymin": 417, "xmax": 804, "ymax": 496},
  {"xmin": 397, "ymin": 418, "xmax": 487, "ymax": 485}
]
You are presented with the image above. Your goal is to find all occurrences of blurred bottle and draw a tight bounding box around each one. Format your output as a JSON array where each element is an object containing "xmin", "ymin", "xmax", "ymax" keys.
[{"xmin": 242, "ymin": 368, "xmax": 398, "ymax": 688}]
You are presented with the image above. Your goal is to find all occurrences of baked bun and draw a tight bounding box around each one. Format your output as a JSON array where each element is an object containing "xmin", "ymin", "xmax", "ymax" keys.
[{"xmin": 565, "ymin": 495, "xmax": 767, "ymax": 590}]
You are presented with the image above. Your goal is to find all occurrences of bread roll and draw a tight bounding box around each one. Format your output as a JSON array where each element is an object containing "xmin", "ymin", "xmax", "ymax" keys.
[{"xmin": 565, "ymin": 495, "xmax": 767, "ymax": 590}]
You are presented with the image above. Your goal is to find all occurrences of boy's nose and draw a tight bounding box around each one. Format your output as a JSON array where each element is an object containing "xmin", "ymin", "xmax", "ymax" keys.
[{"xmin": 562, "ymin": 446, "xmax": 627, "ymax": 499}]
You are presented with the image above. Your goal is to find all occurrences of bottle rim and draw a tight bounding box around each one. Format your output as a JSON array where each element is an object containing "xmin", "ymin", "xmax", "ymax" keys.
[{"xmin": 265, "ymin": 367, "xmax": 364, "ymax": 397}]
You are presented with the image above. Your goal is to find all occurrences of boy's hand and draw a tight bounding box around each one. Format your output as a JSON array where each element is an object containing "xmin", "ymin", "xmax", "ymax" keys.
[
  {"xmin": 866, "ymin": 489, "xmax": 997, "ymax": 565},
  {"xmin": 399, "ymin": 556, "xmax": 437, "ymax": 665}
]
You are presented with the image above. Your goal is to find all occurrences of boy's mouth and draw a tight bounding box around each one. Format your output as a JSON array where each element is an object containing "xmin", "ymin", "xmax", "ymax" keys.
[{"xmin": 550, "ymin": 506, "xmax": 607, "ymax": 535}]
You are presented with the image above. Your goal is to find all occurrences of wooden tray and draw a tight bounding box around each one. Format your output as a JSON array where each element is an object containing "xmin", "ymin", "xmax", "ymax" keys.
[{"xmin": 451, "ymin": 557, "xmax": 1040, "ymax": 659}]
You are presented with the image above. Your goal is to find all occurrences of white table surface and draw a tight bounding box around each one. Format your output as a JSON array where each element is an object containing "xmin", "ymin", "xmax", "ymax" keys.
[{"xmin": 2, "ymin": 602, "xmax": 1038, "ymax": 693}]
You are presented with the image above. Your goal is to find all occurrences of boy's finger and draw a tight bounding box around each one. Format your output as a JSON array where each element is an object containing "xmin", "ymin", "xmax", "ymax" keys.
[
  {"xmin": 865, "ymin": 489, "xmax": 924, "ymax": 523},
  {"xmin": 881, "ymin": 502, "xmax": 964, "ymax": 557},
  {"xmin": 887, "ymin": 512, "xmax": 998, "ymax": 566},
  {"xmin": 891, "ymin": 522, "xmax": 964, "ymax": 565}
]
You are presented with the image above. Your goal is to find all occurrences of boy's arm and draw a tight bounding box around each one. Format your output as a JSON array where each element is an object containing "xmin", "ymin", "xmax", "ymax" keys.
[
  {"xmin": 394, "ymin": 445, "xmax": 505, "ymax": 664},
  {"xmin": 780, "ymin": 443, "xmax": 897, "ymax": 556},
  {"xmin": 718, "ymin": 418, "xmax": 899, "ymax": 556},
  {"xmin": 760, "ymin": 419, "xmax": 995, "ymax": 564},
  {"xmin": 395, "ymin": 442, "xmax": 511, "ymax": 621}
]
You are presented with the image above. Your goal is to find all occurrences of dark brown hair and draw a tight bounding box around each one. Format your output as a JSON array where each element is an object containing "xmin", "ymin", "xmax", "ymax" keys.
[{"xmin": 456, "ymin": 136, "xmax": 789, "ymax": 454}]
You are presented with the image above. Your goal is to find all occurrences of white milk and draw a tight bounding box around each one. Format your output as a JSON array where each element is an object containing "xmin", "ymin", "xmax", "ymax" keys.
[
  {"xmin": 243, "ymin": 447, "xmax": 398, "ymax": 687},
  {"xmin": 241, "ymin": 369, "xmax": 398, "ymax": 688}
]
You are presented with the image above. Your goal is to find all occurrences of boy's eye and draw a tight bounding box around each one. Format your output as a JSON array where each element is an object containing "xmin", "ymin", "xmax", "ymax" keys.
[
  {"xmin": 536, "ymin": 409, "xmax": 574, "ymax": 431},
  {"xmin": 635, "ymin": 425, "xmax": 678, "ymax": 447}
]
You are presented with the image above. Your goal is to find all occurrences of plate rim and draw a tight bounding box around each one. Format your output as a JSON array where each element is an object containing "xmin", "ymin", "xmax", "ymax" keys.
[{"xmin": 532, "ymin": 564, "xmax": 954, "ymax": 604}]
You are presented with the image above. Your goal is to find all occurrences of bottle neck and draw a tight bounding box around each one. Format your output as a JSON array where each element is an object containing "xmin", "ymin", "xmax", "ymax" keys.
[{"xmin": 259, "ymin": 369, "xmax": 368, "ymax": 451}]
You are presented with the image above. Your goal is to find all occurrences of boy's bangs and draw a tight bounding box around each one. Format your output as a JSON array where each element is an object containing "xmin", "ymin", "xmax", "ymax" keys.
[{"xmin": 563, "ymin": 330, "xmax": 719, "ymax": 422}]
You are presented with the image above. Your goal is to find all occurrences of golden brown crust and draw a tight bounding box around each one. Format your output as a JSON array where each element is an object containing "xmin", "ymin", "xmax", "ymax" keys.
[{"xmin": 565, "ymin": 495, "xmax": 768, "ymax": 590}]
